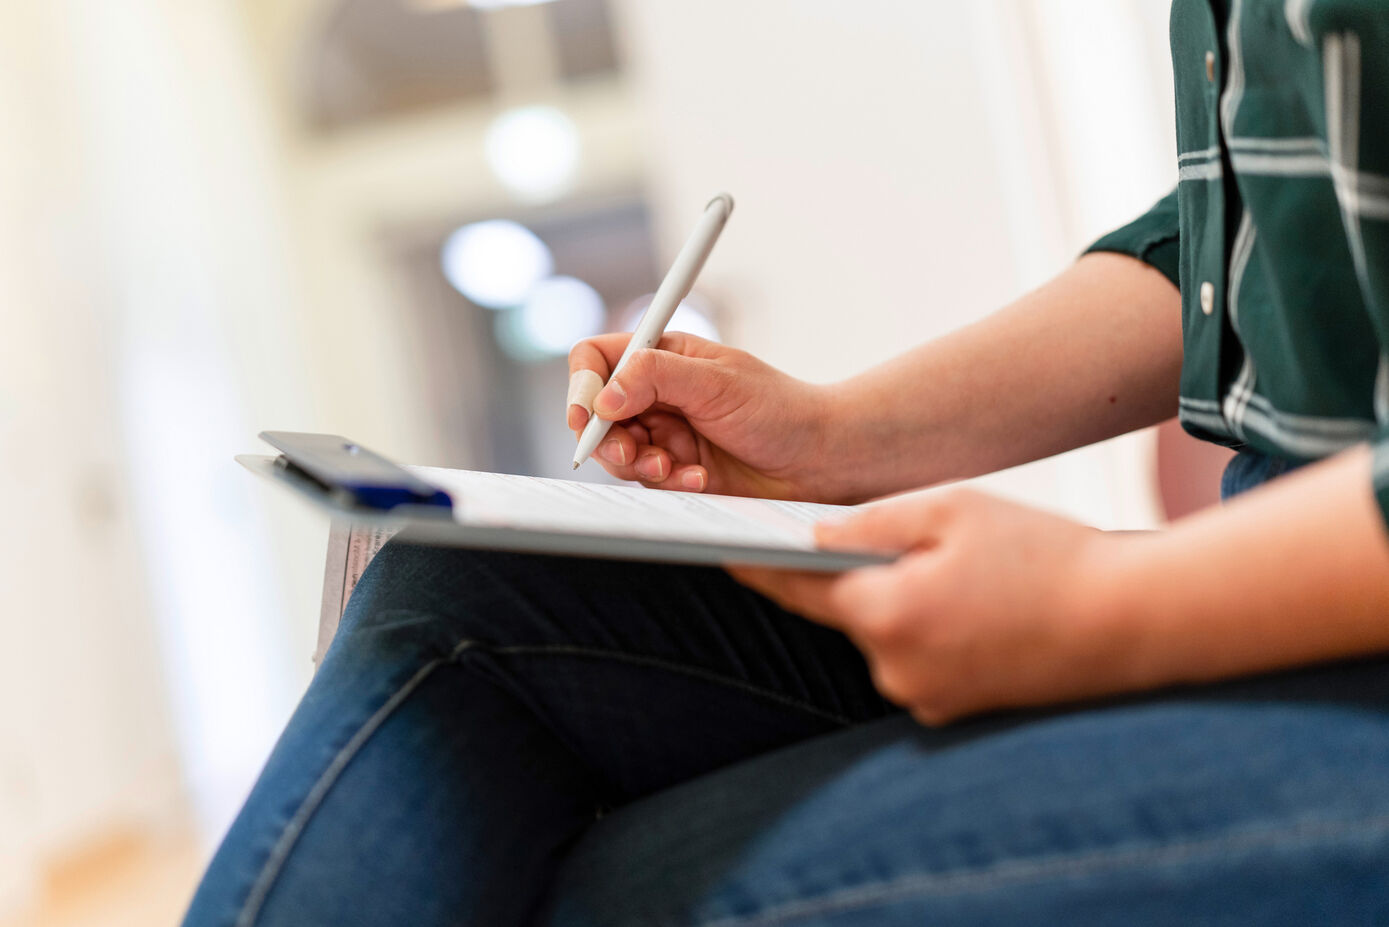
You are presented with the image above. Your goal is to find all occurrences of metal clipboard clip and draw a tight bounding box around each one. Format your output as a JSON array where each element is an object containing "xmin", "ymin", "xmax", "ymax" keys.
[{"xmin": 258, "ymin": 431, "xmax": 453, "ymax": 514}]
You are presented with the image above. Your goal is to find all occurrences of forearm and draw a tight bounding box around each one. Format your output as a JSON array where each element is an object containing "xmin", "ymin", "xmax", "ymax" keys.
[
  {"xmin": 825, "ymin": 253, "xmax": 1182, "ymax": 502},
  {"xmin": 1102, "ymin": 447, "xmax": 1389, "ymax": 689}
]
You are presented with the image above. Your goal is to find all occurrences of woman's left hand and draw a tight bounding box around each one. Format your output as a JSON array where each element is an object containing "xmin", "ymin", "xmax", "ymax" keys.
[{"xmin": 730, "ymin": 489, "xmax": 1141, "ymax": 725}]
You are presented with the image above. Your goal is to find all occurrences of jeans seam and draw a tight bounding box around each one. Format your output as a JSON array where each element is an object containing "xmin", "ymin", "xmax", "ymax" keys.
[
  {"xmin": 486, "ymin": 643, "xmax": 854, "ymax": 727},
  {"xmin": 695, "ymin": 810, "xmax": 1389, "ymax": 927},
  {"xmin": 235, "ymin": 637, "xmax": 476, "ymax": 927}
]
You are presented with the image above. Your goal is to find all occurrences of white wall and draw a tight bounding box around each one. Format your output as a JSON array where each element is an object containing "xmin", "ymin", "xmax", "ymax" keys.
[
  {"xmin": 0, "ymin": 2, "xmax": 331, "ymax": 912},
  {"xmin": 617, "ymin": 1, "xmax": 1024, "ymax": 379},
  {"xmin": 614, "ymin": 0, "xmax": 1177, "ymax": 527},
  {"xmin": 0, "ymin": 4, "xmax": 185, "ymax": 914},
  {"xmin": 60, "ymin": 0, "xmax": 333, "ymax": 840}
]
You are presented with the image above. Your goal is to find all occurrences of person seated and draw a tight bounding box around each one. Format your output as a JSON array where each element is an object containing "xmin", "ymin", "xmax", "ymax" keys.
[{"xmin": 182, "ymin": 3, "xmax": 1389, "ymax": 922}]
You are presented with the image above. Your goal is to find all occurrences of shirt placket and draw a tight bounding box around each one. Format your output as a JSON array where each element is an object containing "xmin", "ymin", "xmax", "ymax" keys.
[{"xmin": 1175, "ymin": 0, "xmax": 1235, "ymax": 434}]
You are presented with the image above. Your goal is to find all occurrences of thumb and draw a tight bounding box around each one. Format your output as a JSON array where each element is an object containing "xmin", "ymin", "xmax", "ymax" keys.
[
  {"xmin": 816, "ymin": 494, "xmax": 953, "ymax": 553},
  {"xmin": 593, "ymin": 349, "xmax": 731, "ymax": 421}
]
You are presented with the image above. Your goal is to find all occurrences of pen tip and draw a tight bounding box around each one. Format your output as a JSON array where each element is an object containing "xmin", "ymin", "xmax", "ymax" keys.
[{"xmin": 572, "ymin": 462, "xmax": 580, "ymax": 470}]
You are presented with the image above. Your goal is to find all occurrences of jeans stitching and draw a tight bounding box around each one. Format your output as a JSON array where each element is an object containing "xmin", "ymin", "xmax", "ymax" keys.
[
  {"xmin": 234, "ymin": 632, "xmax": 848, "ymax": 924},
  {"xmin": 486, "ymin": 643, "xmax": 854, "ymax": 727},
  {"xmin": 234, "ymin": 637, "xmax": 476, "ymax": 927},
  {"xmin": 696, "ymin": 810, "xmax": 1389, "ymax": 926}
]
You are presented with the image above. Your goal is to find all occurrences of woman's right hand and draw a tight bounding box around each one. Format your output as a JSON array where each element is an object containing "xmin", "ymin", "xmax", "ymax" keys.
[{"xmin": 567, "ymin": 332, "xmax": 848, "ymax": 502}]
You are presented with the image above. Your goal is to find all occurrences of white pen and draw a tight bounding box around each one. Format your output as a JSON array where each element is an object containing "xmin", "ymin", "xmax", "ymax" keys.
[{"xmin": 572, "ymin": 192, "xmax": 735, "ymax": 469}]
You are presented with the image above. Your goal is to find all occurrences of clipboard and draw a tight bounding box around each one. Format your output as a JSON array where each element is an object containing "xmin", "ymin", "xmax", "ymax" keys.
[{"xmin": 238, "ymin": 432, "xmax": 894, "ymax": 572}]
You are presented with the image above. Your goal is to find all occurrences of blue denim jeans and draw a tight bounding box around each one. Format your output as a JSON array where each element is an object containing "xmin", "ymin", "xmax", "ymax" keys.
[{"xmin": 183, "ymin": 450, "xmax": 1389, "ymax": 925}]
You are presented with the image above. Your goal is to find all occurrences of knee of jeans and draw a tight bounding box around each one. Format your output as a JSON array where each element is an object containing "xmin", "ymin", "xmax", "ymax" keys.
[{"xmin": 335, "ymin": 540, "xmax": 560, "ymax": 649}]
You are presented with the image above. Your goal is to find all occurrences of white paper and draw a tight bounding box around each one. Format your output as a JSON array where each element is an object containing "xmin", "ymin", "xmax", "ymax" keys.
[
  {"xmin": 317, "ymin": 521, "xmax": 351, "ymax": 660},
  {"xmin": 411, "ymin": 465, "xmax": 853, "ymax": 550},
  {"xmin": 315, "ymin": 521, "xmax": 398, "ymax": 662}
]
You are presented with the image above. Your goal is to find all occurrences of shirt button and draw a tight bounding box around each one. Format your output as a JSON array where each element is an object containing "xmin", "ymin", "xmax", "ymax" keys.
[
  {"xmin": 1200, "ymin": 281, "xmax": 1215, "ymax": 315},
  {"xmin": 1206, "ymin": 51, "xmax": 1216, "ymax": 82}
]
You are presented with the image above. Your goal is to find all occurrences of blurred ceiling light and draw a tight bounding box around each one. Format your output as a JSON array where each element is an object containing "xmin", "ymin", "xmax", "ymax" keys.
[
  {"xmin": 441, "ymin": 219, "xmax": 553, "ymax": 308},
  {"xmin": 509, "ymin": 275, "xmax": 606, "ymax": 358},
  {"xmin": 468, "ymin": 0, "xmax": 560, "ymax": 8},
  {"xmin": 485, "ymin": 105, "xmax": 581, "ymax": 202},
  {"xmin": 621, "ymin": 293, "xmax": 722, "ymax": 343},
  {"xmin": 408, "ymin": 0, "xmax": 558, "ymax": 10}
]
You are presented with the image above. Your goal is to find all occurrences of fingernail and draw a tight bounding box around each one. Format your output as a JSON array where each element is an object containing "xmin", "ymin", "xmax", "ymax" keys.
[
  {"xmin": 680, "ymin": 471, "xmax": 705, "ymax": 491},
  {"xmin": 601, "ymin": 439, "xmax": 627, "ymax": 465},
  {"xmin": 636, "ymin": 454, "xmax": 666, "ymax": 481},
  {"xmin": 567, "ymin": 403, "xmax": 586, "ymax": 430},
  {"xmin": 594, "ymin": 380, "xmax": 625, "ymax": 415}
]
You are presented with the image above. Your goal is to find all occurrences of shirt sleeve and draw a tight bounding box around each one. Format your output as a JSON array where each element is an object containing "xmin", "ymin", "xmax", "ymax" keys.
[
  {"xmin": 1374, "ymin": 439, "xmax": 1389, "ymax": 532},
  {"xmin": 1308, "ymin": 4, "xmax": 1389, "ymax": 533},
  {"xmin": 1082, "ymin": 188, "xmax": 1181, "ymax": 289}
]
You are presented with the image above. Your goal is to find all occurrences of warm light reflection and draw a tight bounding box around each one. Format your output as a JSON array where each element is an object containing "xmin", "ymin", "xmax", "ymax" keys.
[
  {"xmin": 467, "ymin": 0, "xmax": 559, "ymax": 8},
  {"xmin": 441, "ymin": 219, "xmax": 553, "ymax": 308},
  {"xmin": 497, "ymin": 274, "xmax": 605, "ymax": 361},
  {"xmin": 484, "ymin": 106, "xmax": 580, "ymax": 202},
  {"xmin": 407, "ymin": 0, "xmax": 558, "ymax": 10}
]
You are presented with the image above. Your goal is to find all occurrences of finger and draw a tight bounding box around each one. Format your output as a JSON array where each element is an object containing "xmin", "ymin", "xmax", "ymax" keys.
[
  {"xmin": 823, "ymin": 564, "xmax": 909, "ymax": 639},
  {"xmin": 570, "ymin": 331, "xmax": 720, "ymax": 379},
  {"xmin": 637, "ymin": 410, "xmax": 701, "ymax": 463},
  {"xmin": 593, "ymin": 349, "xmax": 733, "ymax": 423},
  {"xmin": 568, "ymin": 335, "xmax": 620, "ymax": 380},
  {"xmin": 726, "ymin": 566, "xmax": 843, "ymax": 624},
  {"xmin": 667, "ymin": 463, "xmax": 708, "ymax": 492},
  {"xmin": 814, "ymin": 491, "xmax": 964, "ymax": 553},
  {"xmin": 592, "ymin": 441, "xmax": 672, "ymax": 486},
  {"xmin": 608, "ymin": 460, "xmax": 707, "ymax": 493},
  {"xmin": 584, "ymin": 425, "xmax": 638, "ymax": 475},
  {"xmin": 631, "ymin": 445, "xmax": 673, "ymax": 484},
  {"xmin": 826, "ymin": 564, "xmax": 900, "ymax": 613},
  {"xmin": 565, "ymin": 368, "xmax": 604, "ymax": 429},
  {"xmin": 568, "ymin": 403, "xmax": 589, "ymax": 433},
  {"xmin": 626, "ymin": 421, "xmax": 652, "ymax": 447}
]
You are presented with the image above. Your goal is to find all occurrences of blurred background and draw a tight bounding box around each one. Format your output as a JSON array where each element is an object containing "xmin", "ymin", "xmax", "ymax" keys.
[{"xmin": 0, "ymin": 0, "xmax": 1211, "ymax": 923}]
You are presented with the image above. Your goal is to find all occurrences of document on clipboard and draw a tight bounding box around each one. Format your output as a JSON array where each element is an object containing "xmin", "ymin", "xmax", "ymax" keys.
[
  {"xmin": 242, "ymin": 432, "xmax": 894, "ymax": 653},
  {"xmin": 317, "ymin": 520, "xmax": 397, "ymax": 661}
]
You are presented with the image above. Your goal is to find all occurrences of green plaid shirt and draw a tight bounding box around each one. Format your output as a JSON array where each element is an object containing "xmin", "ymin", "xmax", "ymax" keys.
[{"xmin": 1088, "ymin": 0, "xmax": 1389, "ymax": 526}]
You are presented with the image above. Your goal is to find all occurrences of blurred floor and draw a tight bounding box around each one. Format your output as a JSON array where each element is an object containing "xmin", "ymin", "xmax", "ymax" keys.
[{"xmin": 2, "ymin": 830, "xmax": 202, "ymax": 927}]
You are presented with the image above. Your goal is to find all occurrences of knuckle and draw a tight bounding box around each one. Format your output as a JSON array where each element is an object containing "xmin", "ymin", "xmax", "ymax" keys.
[
  {"xmin": 567, "ymin": 343, "xmax": 589, "ymax": 372},
  {"xmin": 856, "ymin": 585, "xmax": 913, "ymax": 643},
  {"xmin": 645, "ymin": 347, "xmax": 685, "ymax": 379},
  {"xmin": 858, "ymin": 607, "xmax": 907, "ymax": 647},
  {"xmin": 625, "ymin": 350, "xmax": 667, "ymax": 388},
  {"xmin": 829, "ymin": 569, "xmax": 889, "ymax": 621},
  {"xmin": 824, "ymin": 577, "xmax": 861, "ymax": 618},
  {"xmin": 658, "ymin": 331, "xmax": 695, "ymax": 354},
  {"xmin": 617, "ymin": 351, "xmax": 648, "ymax": 382},
  {"xmin": 711, "ymin": 356, "xmax": 743, "ymax": 388}
]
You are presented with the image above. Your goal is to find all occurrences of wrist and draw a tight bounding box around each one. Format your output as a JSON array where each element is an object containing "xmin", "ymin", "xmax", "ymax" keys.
[
  {"xmin": 814, "ymin": 370, "xmax": 968, "ymax": 504},
  {"xmin": 1065, "ymin": 531, "xmax": 1179, "ymax": 696},
  {"xmin": 805, "ymin": 378, "xmax": 878, "ymax": 504}
]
